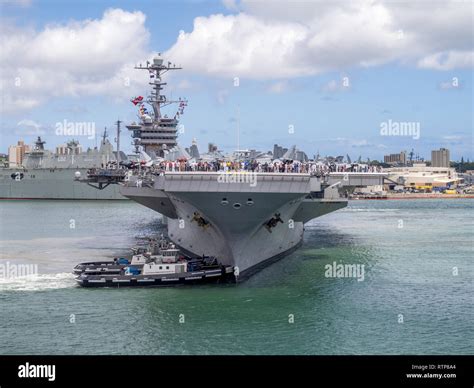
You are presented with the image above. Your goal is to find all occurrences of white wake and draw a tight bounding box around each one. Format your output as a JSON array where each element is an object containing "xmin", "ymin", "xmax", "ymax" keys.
[{"xmin": 0, "ymin": 272, "xmax": 76, "ymax": 292}]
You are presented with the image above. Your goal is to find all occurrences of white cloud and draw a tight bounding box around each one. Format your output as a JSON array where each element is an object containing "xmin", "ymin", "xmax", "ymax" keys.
[
  {"xmin": 0, "ymin": 9, "xmax": 151, "ymax": 114},
  {"xmin": 322, "ymin": 77, "xmax": 351, "ymax": 93},
  {"xmin": 166, "ymin": 1, "xmax": 473, "ymax": 79},
  {"xmin": 16, "ymin": 119, "xmax": 45, "ymax": 136},
  {"xmin": 2, "ymin": 97, "xmax": 41, "ymax": 112},
  {"xmin": 1, "ymin": 0, "xmax": 32, "ymax": 7},
  {"xmin": 216, "ymin": 89, "xmax": 229, "ymax": 105},
  {"xmin": 439, "ymin": 77, "xmax": 463, "ymax": 90},
  {"xmin": 443, "ymin": 135, "xmax": 462, "ymax": 141},
  {"xmin": 325, "ymin": 137, "xmax": 387, "ymax": 150},
  {"xmin": 1, "ymin": 2, "xmax": 472, "ymax": 116},
  {"xmin": 322, "ymin": 80, "xmax": 339, "ymax": 93},
  {"xmin": 352, "ymin": 139, "xmax": 370, "ymax": 147},
  {"xmin": 439, "ymin": 82, "xmax": 454, "ymax": 90},
  {"xmin": 266, "ymin": 80, "xmax": 289, "ymax": 94},
  {"xmin": 350, "ymin": 140, "xmax": 387, "ymax": 150},
  {"xmin": 166, "ymin": 13, "xmax": 310, "ymax": 79},
  {"xmin": 176, "ymin": 79, "xmax": 194, "ymax": 90},
  {"xmin": 418, "ymin": 51, "xmax": 474, "ymax": 71}
]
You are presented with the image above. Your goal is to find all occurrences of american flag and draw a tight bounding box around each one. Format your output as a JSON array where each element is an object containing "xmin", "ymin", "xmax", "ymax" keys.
[{"xmin": 131, "ymin": 96, "xmax": 144, "ymax": 105}]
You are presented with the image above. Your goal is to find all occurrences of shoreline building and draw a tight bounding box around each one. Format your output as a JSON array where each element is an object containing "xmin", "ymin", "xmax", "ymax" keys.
[
  {"xmin": 431, "ymin": 148, "xmax": 450, "ymax": 168},
  {"xmin": 383, "ymin": 151, "xmax": 406, "ymax": 166},
  {"xmin": 385, "ymin": 163, "xmax": 462, "ymax": 191},
  {"xmin": 8, "ymin": 140, "xmax": 30, "ymax": 168},
  {"xmin": 459, "ymin": 170, "xmax": 474, "ymax": 185}
]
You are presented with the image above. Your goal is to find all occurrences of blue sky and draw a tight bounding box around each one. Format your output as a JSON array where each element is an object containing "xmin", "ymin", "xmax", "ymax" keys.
[{"xmin": 0, "ymin": 0, "xmax": 472, "ymax": 160}]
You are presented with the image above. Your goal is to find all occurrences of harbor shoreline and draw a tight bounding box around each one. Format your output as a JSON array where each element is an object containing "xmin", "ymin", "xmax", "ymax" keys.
[{"xmin": 351, "ymin": 193, "xmax": 474, "ymax": 200}]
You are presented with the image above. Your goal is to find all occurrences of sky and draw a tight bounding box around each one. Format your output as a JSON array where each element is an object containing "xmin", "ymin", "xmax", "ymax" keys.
[{"xmin": 0, "ymin": 0, "xmax": 472, "ymax": 161}]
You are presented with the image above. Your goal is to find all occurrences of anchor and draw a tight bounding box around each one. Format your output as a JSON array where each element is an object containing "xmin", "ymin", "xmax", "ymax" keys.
[
  {"xmin": 191, "ymin": 211, "xmax": 211, "ymax": 229},
  {"xmin": 263, "ymin": 212, "xmax": 284, "ymax": 233}
]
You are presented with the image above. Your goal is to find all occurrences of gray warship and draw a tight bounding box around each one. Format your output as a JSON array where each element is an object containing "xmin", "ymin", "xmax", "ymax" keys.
[
  {"xmin": 81, "ymin": 54, "xmax": 385, "ymax": 277},
  {"xmin": 0, "ymin": 132, "xmax": 126, "ymax": 199}
]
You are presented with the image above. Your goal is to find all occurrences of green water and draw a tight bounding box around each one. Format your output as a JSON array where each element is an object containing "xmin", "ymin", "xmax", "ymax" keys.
[{"xmin": 0, "ymin": 199, "xmax": 472, "ymax": 354}]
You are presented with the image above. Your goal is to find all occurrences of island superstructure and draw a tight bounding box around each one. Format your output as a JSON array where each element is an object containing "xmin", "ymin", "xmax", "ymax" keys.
[
  {"xmin": 82, "ymin": 54, "xmax": 386, "ymax": 277},
  {"xmin": 126, "ymin": 57, "xmax": 187, "ymax": 158}
]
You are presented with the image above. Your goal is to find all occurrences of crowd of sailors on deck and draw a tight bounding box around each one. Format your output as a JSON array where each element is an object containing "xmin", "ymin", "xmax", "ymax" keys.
[{"xmin": 147, "ymin": 159, "xmax": 382, "ymax": 175}]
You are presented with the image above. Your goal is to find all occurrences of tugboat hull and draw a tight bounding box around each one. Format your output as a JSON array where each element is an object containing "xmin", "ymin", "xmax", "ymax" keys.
[{"xmin": 75, "ymin": 267, "xmax": 235, "ymax": 288}]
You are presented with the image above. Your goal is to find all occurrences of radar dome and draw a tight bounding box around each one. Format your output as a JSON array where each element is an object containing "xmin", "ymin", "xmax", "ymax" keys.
[{"xmin": 153, "ymin": 55, "xmax": 163, "ymax": 66}]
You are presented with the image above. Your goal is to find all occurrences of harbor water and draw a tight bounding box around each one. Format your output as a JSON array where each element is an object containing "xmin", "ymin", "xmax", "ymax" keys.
[{"xmin": 0, "ymin": 199, "xmax": 472, "ymax": 355}]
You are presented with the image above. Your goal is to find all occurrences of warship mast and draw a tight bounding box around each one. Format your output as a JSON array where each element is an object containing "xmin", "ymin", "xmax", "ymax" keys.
[
  {"xmin": 115, "ymin": 119, "xmax": 121, "ymax": 164},
  {"xmin": 127, "ymin": 54, "xmax": 187, "ymax": 158}
]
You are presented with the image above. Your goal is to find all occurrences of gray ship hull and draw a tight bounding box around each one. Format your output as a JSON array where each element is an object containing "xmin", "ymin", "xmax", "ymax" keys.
[
  {"xmin": 0, "ymin": 168, "xmax": 125, "ymax": 200},
  {"xmin": 165, "ymin": 194, "xmax": 346, "ymax": 276},
  {"xmin": 121, "ymin": 172, "xmax": 347, "ymax": 275}
]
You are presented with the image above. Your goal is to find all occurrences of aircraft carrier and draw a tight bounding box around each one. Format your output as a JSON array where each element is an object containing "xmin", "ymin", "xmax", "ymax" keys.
[{"xmin": 81, "ymin": 54, "xmax": 385, "ymax": 277}]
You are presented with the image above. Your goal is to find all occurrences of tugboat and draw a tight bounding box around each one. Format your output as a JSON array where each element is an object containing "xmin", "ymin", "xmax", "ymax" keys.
[
  {"xmin": 73, "ymin": 237, "xmax": 236, "ymax": 287},
  {"xmin": 73, "ymin": 235, "xmax": 173, "ymax": 275}
]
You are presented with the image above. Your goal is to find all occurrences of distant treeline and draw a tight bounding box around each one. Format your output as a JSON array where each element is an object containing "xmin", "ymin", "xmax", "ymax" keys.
[{"xmin": 451, "ymin": 161, "xmax": 474, "ymax": 172}]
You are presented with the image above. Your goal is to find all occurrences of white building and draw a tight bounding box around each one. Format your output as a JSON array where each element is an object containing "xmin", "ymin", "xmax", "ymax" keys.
[{"xmin": 385, "ymin": 163, "xmax": 462, "ymax": 189}]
